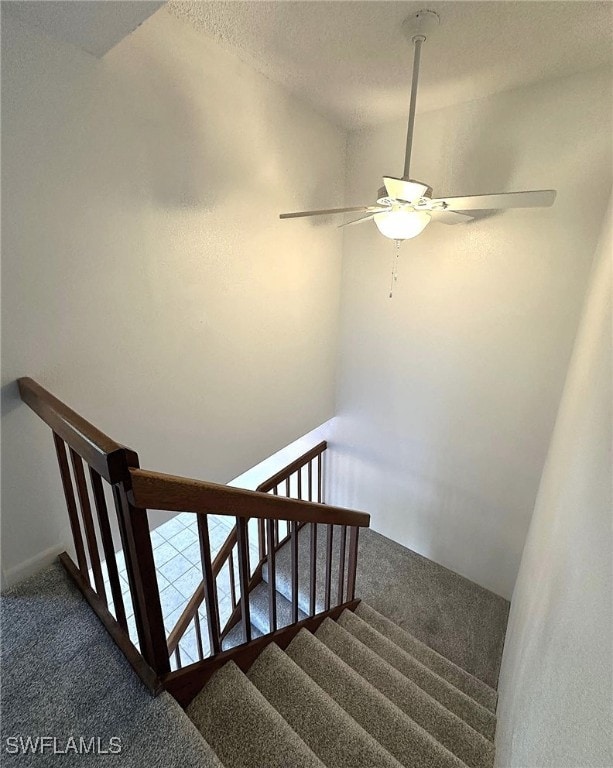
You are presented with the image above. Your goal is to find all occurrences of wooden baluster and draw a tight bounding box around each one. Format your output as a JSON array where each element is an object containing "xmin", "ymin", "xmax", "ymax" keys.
[
  {"xmin": 272, "ymin": 487, "xmax": 279, "ymax": 546},
  {"xmin": 267, "ymin": 518, "xmax": 277, "ymax": 632},
  {"xmin": 309, "ymin": 522, "xmax": 317, "ymax": 615},
  {"xmin": 324, "ymin": 524, "xmax": 333, "ymax": 611},
  {"xmin": 113, "ymin": 482, "xmax": 170, "ymax": 675},
  {"xmin": 346, "ymin": 526, "xmax": 359, "ymax": 601},
  {"xmin": 258, "ymin": 518, "xmax": 266, "ymax": 561},
  {"xmin": 285, "ymin": 477, "xmax": 290, "ymax": 498},
  {"xmin": 174, "ymin": 646, "xmax": 182, "ymax": 669},
  {"xmin": 89, "ymin": 468, "xmax": 127, "ymax": 630},
  {"xmin": 69, "ymin": 448, "xmax": 106, "ymax": 599},
  {"xmin": 317, "ymin": 452, "xmax": 323, "ymax": 503},
  {"xmin": 297, "ymin": 467, "xmax": 302, "ymax": 500},
  {"xmin": 245, "ymin": 528, "xmax": 251, "ymax": 577},
  {"xmin": 53, "ymin": 433, "xmax": 87, "ymax": 575},
  {"xmin": 337, "ymin": 524, "xmax": 347, "ymax": 605},
  {"xmin": 197, "ymin": 515, "xmax": 221, "ymax": 655},
  {"xmin": 236, "ymin": 517, "xmax": 252, "ymax": 643},
  {"xmin": 308, "ymin": 460, "xmax": 313, "ymax": 502},
  {"xmin": 194, "ymin": 613, "xmax": 205, "ymax": 661},
  {"xmin": 229, "ymin": 549, "xmax": 237, "ymax": 610},
  {"xmin": 291, "ymin": 520, "xmax": 299, "ymax": 623}
]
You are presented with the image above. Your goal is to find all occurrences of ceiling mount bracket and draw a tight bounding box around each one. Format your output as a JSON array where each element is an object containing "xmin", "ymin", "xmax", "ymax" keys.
[{"xmin": 402, "ymin": 10, "xmax": 440, "ymax": 43}]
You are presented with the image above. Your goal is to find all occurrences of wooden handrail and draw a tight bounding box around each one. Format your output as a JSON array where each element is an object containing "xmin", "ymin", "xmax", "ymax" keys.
[
  {"xmin": 18, "ymin": 377, "xmax": 169, "ymax": 687},
  {"xmin": 18, "ymin": 377, "xmax": 135, "ymax": 483},
  {"xmin": 256, "ymin": 441, "xmax": 327, "ymax": 493},
  {"xmin": 19, "ymin": 377, "xmax": 369, "ymax": 688},
  {"xmin": 128, "ymin": 468, "xmax": 370, "ymax": 528}
]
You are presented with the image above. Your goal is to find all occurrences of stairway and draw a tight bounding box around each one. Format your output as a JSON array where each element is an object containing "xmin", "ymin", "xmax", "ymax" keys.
[
  {"xmin": 187, "ymin": 601, "xmax": 497, "ymax": 768},
  {"xmin": 14, "ymin": 380, "xmax": 503, "ymax": 768}
]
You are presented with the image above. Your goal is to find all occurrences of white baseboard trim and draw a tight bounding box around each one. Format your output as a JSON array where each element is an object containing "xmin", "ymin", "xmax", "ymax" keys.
[{"xmin": 3, "ymin": 544, "xmax": 65, "ymax": 589}]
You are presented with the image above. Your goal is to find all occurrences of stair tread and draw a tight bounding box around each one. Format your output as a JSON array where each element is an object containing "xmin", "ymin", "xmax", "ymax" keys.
[
  {"xmin": 262, "ymin": 531, "xmax": 496, "ymax": 717},
  {"xmin": 139, "ymin": 691, "xmax": 227, "ymax": 768},
  {"xmin": 187, "ymin": 660, "xmax": 325, "ymax": 768},
  {"xmin": 338, "ymin": 609, "xmax": 496, "ymax": 742},
  {"xmin": 248, "ymin": 581, "xmax": 308, "ymax": 635},
  {"xmin": 248, "ymin": 642, "xmax": 403, "ymax": 768},
  {"xmin": 355, "ymin": 602, "xmax": 497, "ymax": 712},
  {"xmin": 316, "ymin": 615, "xmax": 494, "ymax": 768},
  {"xmin": 221, "ymin": 621, "xmax": 263, "ymax": 652},
  {"xmin": 286, "ymin": 628, "xmax": 469, "ymax": 768},
  {"xmin": 262, "ymin": 523, "xmax": 347, "ymax": 615}
]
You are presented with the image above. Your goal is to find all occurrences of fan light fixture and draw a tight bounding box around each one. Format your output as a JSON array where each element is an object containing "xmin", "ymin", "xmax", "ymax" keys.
[
  {"xmin": 374, "ymin": 209, "xmax": 431, "ymax": 240},
  {"xmin": 279, "ymin": 9, "xmax": 557, "ymax": 295}
]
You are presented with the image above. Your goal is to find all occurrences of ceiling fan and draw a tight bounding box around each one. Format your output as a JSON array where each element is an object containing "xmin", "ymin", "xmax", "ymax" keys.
[{"xmin": 279, "ymin": 10, "xmax": 556, "ymax": 243}]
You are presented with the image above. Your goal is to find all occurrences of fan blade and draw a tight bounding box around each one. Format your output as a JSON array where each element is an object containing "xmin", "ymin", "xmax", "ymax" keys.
[
  {"xmin": 432, "ymin": 189, "xmax": 556, "ymax": 211},
  {"xmin": 280, "ymin": 205, "xmax": 380, "ymax": 220},
  {"xmin": 430, "ymin": 209, "xmax": 473, "ymax": 225},
  {"xmin": 338, "ymin": 213, "xmax": 378, "ymax": 228}
]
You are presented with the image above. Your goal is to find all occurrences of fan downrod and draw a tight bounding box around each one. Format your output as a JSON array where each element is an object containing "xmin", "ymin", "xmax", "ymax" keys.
[{"xmin": 401, "ymin": 10, "xmax": 440, "ymax": 180}]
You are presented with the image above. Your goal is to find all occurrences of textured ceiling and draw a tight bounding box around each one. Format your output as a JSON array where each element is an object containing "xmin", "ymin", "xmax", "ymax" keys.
[
  {"xmin": 167, "ymin": 1, "xmax": 612, "ymax": 128},
  {"xmin": 8, "ymin": 1, "xmax": 165, "ymax": 57}
]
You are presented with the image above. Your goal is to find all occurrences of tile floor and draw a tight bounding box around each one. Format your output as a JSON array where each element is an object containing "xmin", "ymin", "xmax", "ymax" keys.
[{"xmin": 91, "ymin": 512, "xmax": 261, "ymax": 668}]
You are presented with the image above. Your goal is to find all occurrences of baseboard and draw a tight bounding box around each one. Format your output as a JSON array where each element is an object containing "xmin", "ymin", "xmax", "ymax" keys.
[{"xmin": 3, "ymin": 544, "xmax": 65, "ymax": 589}]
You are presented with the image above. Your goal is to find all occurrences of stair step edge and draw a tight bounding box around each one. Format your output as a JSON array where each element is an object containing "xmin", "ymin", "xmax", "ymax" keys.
[
  {"xmin": 187, "ymin": 660, "xmax": 325, "ymax": 768},
  {"xmin": 338, "ymin": 609, "xmax": 497, "ymax": 742},
  {"xmin": 248, "ymin": 581, "xmax": 308, "ymax": 635},
  {"xmin": 248, "ymin": 642, "xmax": 404, "ymax": 768},
  {"xmin": 316, "ymin": 617, "xmax": 495, "ymax": 768},
  {"xmin": 286, "ymin": 628, "xmax": 471, "ymax": 768},
  {"xmin": 355, "ymin": 602, "xmax": 498, "ymax": 712}
]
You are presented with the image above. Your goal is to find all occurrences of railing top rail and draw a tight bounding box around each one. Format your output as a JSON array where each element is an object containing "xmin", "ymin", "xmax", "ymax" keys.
[
  {"xmin": 256, "ymin": 441, "xmax": 327, "ymax": 494},
  {"xmin": 129, "ymin": 468, "xmax": 370, "ymax": 528},
  {"xmin": 18, "ymin": 377, "xmax": 134, "ymax": 483}
]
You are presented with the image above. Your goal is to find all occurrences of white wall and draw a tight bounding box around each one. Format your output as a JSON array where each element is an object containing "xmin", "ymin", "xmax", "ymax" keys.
[
  {"xmin": 494, "ymin": 195, "xmax": 612, "ymax": 768},
  {"xmin": 230, "ymin": 418, "xmax": 335, "ymax": 492},
  {"xmin": 329, "ymin": 67, "xmax": 612, "ymax": 598},
  {"xmin": 1, "ymin": 7, "xmax": 345, "ymax": 585}
]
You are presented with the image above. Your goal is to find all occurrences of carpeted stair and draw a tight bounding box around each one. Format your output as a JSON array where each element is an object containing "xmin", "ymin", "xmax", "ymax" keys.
[
  {"xmin": 219, "ymin": 582, "xmax": 306, "ymax": 652},
  {"xmin": 187, "ymin": 600, "xmax": 498, "ymax": 768}
]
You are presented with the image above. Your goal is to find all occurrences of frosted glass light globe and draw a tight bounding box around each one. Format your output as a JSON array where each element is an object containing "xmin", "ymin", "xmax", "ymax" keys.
[{"xmin": 374, "ymin": 209, "xmax": 431, "ymax": 240}]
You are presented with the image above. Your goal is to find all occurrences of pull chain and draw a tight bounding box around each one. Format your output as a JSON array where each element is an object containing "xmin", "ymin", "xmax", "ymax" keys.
[{"xmin": 389, "ymin": 239, "xmax": 402, "ymax": 298}]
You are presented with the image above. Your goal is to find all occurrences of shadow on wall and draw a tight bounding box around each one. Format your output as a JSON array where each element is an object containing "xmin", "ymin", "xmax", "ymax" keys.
[
  {"xmin": 412, "ymin": 93, "xmax": 522, "ymax": 225},
  {"xmin": 449, "ymin": 136, "xmax": 519, "ymax": 226},
  {"xmin": 100, "ymin": 11, "xmax": 281, "ymax": 212},
  {"xmin": 1, "ymin": 381, "xmax": 21, "ymax": 419},
  {"xmin": 327, "ymin": 432, "xmax": 511, "ymax": 583},
  {"xmin": 100, "ymin": 12, "xmax": 342, "ymax": 220},
  {"xmin": 100, "ymin": 41, "xmax": 228, "ymax": 211}
]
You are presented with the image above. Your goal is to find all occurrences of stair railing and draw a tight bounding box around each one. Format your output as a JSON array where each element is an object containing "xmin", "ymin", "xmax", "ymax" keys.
[
  {"xmin": 18, "ymin": 378, "xmax": 369, "ymax": 703},
  {"xmin": 167, "ymin": 441, "xmax": 329, "ymax": 661},
  {"xmin": 17, "ymin": 377, "xmax": 168, "ymax": 691}
]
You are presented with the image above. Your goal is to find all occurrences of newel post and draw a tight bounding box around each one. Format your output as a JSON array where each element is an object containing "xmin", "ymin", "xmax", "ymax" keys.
[{"xmin": 112, "ymin": 447, "xmax": 170, "ymax": 676}]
